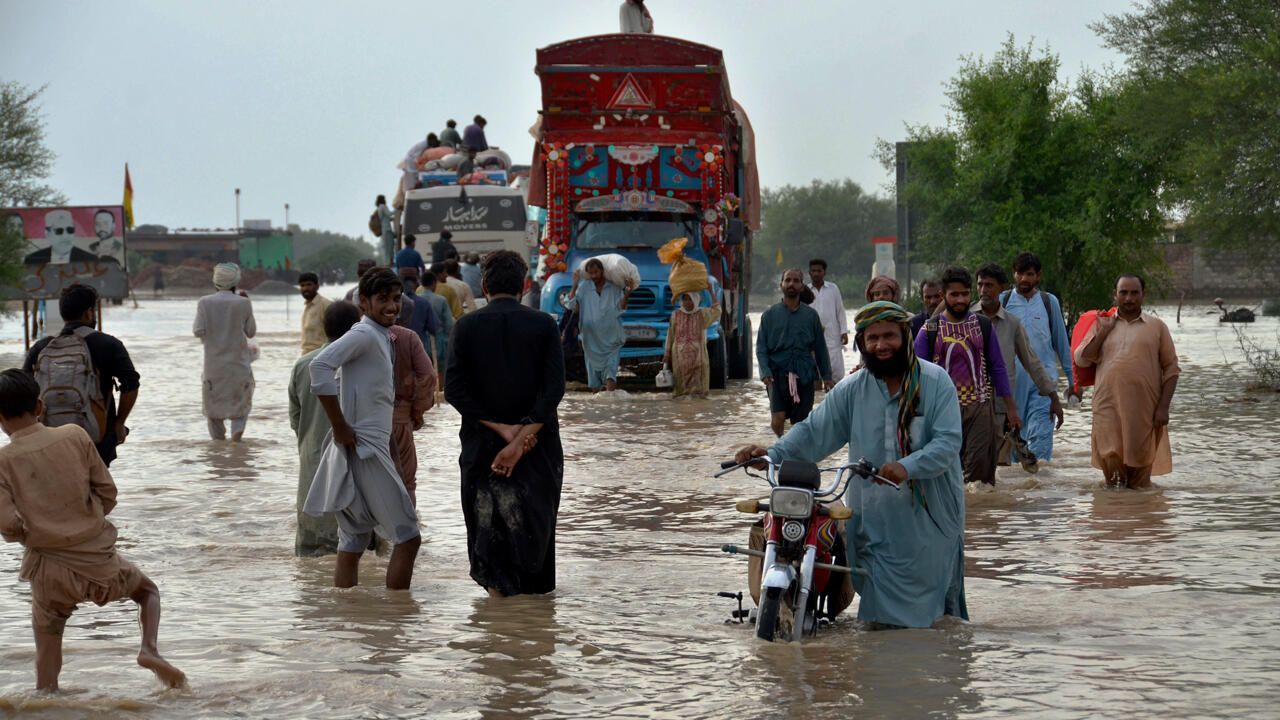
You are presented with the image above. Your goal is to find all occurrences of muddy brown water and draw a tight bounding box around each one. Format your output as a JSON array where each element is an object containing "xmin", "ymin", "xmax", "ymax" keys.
[{"xmin": 0, "ymin": 293, "xmax": 1276, "ymax": 719}]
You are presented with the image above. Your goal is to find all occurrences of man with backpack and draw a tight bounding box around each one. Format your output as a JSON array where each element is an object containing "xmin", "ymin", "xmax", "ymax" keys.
[
  {"xmin": 915, "ymin": 266, "xmax": 1020, "ymax": 485},
  {"xmin": 22, "ymin": 283, "xmax": 140, "ymax": 467},
  {"xmin": 1000, "ymin": 252, "xmax": 1074, "ymax": 464}
]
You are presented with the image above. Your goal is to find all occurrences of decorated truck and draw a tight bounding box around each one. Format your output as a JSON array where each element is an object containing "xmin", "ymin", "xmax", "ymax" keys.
[{"xmin": 528, "ymin": 34, "xmax": 760, "ymax": 386}]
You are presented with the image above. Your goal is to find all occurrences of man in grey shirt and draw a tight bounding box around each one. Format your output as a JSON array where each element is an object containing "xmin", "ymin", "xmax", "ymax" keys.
[
  {"xmin": 304, "ymin": 267, "xmax": 421, "ymax": 589},
  {"xmin": 974, "ymin": 263, "xmax": 1062, "ymax": 465}
]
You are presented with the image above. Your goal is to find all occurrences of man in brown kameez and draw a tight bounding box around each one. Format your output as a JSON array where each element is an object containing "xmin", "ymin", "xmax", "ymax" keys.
[{"xmin": 1073, "ymin": 274, "xmax": 1180, "ymax": 488}]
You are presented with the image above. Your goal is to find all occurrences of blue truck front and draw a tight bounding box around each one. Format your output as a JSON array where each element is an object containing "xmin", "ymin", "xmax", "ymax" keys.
[{"xmin": 540, "ymin": 210, "xmax": 725, "ymax": 384}]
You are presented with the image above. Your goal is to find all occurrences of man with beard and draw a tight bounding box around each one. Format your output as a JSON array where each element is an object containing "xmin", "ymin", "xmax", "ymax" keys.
[
  {"xmin": 735, "ymin": 302, "xmax": 967, "ymax": 629},
  {"xmin": 446, "ymin": 250, "xmax": 565, "ymax": 596},
  {"xmin": 973, "ymin": 263, "xmax": 1061, "ymax": 469},
  {"xmin": 756, "ymin": 268, "xmax": 833, "ymax": 437},
  {"xmin": 915, "ymin": 266, "xmax": 1019, "ymax": 485},
  {"xmin": 1073, "ymin": 274, "xmax": 1179, "ymax": 488}
]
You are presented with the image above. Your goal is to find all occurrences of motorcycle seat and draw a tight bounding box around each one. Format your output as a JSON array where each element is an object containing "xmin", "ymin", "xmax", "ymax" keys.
[{"xmin": 777, "ymin": 460, "xmax": 820, "ymax": 490}]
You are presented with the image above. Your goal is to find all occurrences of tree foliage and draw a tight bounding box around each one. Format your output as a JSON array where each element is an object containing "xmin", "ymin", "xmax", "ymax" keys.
[
  {"xmin": 1092, "ymin": 0, "xmax": 1280, "ymax": 252},
  {"xmin": 750, "ymin": 179, "xmax": 896, "ymax": 304},
  {"xmin": 288, "ymin": 224, "xmax": 377, "ymax": 277},
  {"xmin": 876, "ymin": 38, "xmax": 1168, "ymax": 322},
  {"xmin": 0, "ymin": 81, "xmax": 66, "ymax": 207}
]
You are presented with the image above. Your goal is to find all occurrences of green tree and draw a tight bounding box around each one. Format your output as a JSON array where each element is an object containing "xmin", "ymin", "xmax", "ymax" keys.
[
  {"xmin": 0, "ymin": 82, "xmax": 66, "ymax": 207},
  {"xmin": 1, "ymin": 81, "xmax": 65, "ymax": 288},
  {"xmin": 877, "ymin": 38, "xmax": 1168, "ymax": 323},
  {"xmin": 750, "ymin": 179, "xmax": 896, "ymax": 304},
  {"xmin": 1092, "ymin": 0, "xmax": 1280, "ymax": 252},
  {"xmin": 299, "ymin": 240, "xmax": 378, "ymax": 279}
]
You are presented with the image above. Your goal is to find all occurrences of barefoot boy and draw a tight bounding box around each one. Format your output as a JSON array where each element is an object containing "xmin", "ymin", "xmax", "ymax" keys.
[{"xmin": 0, "ymin": 369, "xmax": 184, "ymax": 691}]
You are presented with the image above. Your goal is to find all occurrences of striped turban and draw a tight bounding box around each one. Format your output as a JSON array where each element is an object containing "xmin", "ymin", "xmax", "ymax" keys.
[{"xmin": 854, "ymin": 301, "xmax": 920, "ymax": 457}]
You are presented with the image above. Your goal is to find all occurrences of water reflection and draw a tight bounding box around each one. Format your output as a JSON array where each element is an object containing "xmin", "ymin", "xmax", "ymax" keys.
[
  {"xmin": 1066, "ymin": 490, "xmax": 1177, "ymax": 589},
  {"xmin": 451, "ymin": 595, "xmax": 562, "ymax": 719}
]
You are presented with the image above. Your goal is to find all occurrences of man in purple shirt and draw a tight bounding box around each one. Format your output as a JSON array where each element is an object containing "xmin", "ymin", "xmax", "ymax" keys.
[
  {"xmin": 462, "ymin": 115, "xmax": 489, "ymax": 152},
  {"xmin": 915, "ymin": 266, "xmax": 1021, "ymax": 485}
]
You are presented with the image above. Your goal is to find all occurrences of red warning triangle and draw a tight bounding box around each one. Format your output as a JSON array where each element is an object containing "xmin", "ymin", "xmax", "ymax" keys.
[{"xmin": 607, "ymin": 73, "xmax": 653, "ymax": 109}]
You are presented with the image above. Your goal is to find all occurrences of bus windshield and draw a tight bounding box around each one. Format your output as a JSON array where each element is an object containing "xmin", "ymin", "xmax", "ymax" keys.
[{"xmin": 572, "ymin": 212, "xmax": 700, "ymax": 251}]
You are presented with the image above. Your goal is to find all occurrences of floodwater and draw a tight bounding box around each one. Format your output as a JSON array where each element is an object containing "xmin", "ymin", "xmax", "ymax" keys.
[{"xmin": 0, "ymin": 292, "xmax": 1277, "ymax": 719}]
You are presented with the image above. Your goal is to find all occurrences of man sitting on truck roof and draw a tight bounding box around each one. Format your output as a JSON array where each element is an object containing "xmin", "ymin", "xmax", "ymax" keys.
[
  {"xmin": 440, "ymin": 119, "xmax": 461, "ymax": 149},
  {"xmin": 462, "ymin": 116, "xmax": 488, "ymax": 153}
]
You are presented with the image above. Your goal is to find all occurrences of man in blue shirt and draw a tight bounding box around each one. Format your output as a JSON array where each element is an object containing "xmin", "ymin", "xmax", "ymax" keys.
[
  {"xmin": 755, "ymin": 268, "xmax": 833, "ymax": 437},
  {"xmin": 999, "ymin": 253, "xmax": 1073, "ymax": 463},
  {"xmin": 399, "ymin": 276, "xmax": 438, "ymax": 353},
  {"xmin": 394, "ymin": 235, "xmax": 427, "ymax": 280}
]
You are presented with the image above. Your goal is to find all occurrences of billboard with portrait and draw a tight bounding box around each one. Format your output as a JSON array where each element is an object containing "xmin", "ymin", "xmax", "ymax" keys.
[{"xmin": 1, "ymin": 206, "xmax": 129, "ymax": 300}]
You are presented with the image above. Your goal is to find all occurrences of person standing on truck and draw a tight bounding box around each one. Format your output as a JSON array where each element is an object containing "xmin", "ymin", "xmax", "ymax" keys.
[
  {"xmin": 564, "ymin": 258, "xmax": 634, "ymax": 392},
  {"xmin": 440, "ymin": 119, "xmax": 462, "ymax": 149},
  {"xmin": 807, "ymin": 258, "xmax": 848, "ymax": 377},
  {"xmin": 462, "ymin": 116, "xmax": 488, "ymax": 153},
  {"xmin": 756, "ymin": 269, "xmax": 834, "ymax": 437},
  {"xmin": 376, "ymin": 195, "xmax": 395, "ymax": 265},
  {"xmin": 619, "ymin": 0, "xmax": 654, "ymax": 33}
]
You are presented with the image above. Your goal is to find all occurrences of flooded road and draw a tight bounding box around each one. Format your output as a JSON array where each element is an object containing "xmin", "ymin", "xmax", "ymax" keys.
[{"xmin": 0, "ymin": 292, "xmax": 1277, "ymax": 719}]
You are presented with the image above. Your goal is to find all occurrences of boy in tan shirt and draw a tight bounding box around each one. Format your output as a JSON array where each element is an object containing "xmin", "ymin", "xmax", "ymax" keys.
[{"xmin": 0, "ymin": 369, "xmax": 184, "ymax": 691}]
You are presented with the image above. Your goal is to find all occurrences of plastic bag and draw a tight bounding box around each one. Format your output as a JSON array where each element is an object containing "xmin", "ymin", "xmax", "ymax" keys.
[
  {"xmin": 659, "ymin": 237, "xmax": 710, "ymax": 297},
  {"xmin": 654, "ymin": 365, "xmax": 674, "ymax": 388},
  {"xmin": 578, "ymin": 254, "xmax": 641, "ymax": 289}
]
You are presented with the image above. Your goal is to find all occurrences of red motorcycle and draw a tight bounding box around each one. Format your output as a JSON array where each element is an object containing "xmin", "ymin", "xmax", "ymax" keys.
[{"xmin": 717, "ymin": 456, "xmax": 889, "ymax": 642}]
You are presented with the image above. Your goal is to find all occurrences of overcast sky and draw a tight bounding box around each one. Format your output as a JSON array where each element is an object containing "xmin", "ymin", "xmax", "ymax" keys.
[{"xmin": 3, "ymin": 0, "xmax": 1131, "ymax": 240}]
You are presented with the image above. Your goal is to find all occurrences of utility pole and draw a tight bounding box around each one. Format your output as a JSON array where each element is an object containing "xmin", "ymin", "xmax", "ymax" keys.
[
  {"xmin": 235, "ymin": 188, "xmax": 241, "ymax": 231},
  {"xmin": 284, "ymin": 202, "xmax": 290, "ymax": 231}
]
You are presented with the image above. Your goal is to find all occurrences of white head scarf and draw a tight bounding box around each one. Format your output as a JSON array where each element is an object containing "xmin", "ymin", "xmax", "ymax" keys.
[
  {"xmin": 213, "ymin": 262, "xmax": 241, "ymax": 291},
  {"xmin": 676, "ymin": 292, "xmax": 700, "ymax": 314}
]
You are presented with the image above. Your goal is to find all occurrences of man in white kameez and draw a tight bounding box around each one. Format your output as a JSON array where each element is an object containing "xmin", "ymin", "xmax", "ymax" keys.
[
  {"xmin": 193, "ymin": 263, "xmax": 257, "ymax": 441},
  {"xmin": 735, "ymin": 302, "xmax": 967, "ymax": 629},
  {"xmin": 303, "ymin": 268, "xmax": 420, "ymax": 589},
  {"xmin": 808, "ymin": 258, "xmax": 848, "ymax": 377}
]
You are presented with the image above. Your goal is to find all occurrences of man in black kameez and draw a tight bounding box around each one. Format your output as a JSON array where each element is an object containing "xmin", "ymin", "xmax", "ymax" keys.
[{"xmin": 445, "ymin": 250, "xmax": 565, "ymax": 597}]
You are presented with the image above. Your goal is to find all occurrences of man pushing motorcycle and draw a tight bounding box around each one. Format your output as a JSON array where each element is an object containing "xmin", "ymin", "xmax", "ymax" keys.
[{"xmin": 735, "ymin": 301, "xmax": 969, "ymax": 629}]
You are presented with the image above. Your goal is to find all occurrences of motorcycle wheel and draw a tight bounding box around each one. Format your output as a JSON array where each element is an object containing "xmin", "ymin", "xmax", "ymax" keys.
[{"xmin": 756, "ymin": 586, "xmax": 783, "ymax": 642}]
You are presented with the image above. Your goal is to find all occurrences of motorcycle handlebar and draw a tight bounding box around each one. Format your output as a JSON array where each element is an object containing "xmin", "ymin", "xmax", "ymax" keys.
[{"xmin": 720, "ymin": 460, "xmax": 739, "ymax": 469}]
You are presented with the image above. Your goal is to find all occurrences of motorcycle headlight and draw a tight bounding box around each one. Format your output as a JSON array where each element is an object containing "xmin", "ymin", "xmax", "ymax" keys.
[{"xmin": 770, "ymin": 487, "xmax": 812, "ymax": 520}]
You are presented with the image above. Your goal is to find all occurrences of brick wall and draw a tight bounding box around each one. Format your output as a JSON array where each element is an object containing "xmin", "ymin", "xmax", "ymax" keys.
[{"xmin": 1162, "ymin": 242, "xmax": 1280, "ymax": 299}]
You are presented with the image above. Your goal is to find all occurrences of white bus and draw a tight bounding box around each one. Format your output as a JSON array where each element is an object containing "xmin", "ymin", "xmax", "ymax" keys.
[{"xmin": 401, "ymin": 184, "xmax": 531, "ymax": 257}]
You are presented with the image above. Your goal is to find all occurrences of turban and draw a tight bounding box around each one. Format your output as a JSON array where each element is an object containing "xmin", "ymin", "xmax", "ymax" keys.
[
  {"xmin": 854, "ymin": 301, "xmax": 922, "ymax": 478},
  {"xmin": 213, "ymin": 263, "xmax": 241, "ymax": 291},
  {"xmin": 864, "ymin": 274, "xmax": 902, "ymax": 304}
]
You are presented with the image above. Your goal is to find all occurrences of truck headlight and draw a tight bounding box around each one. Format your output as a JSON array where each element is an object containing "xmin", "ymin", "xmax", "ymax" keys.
[{"xmin": 769, "ymin": 487, "xmax": 812, "ymax": 520}]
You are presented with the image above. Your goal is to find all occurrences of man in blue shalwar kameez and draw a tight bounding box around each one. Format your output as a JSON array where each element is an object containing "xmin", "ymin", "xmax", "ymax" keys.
[
  {"xmin": 1000, "ymin": 253, "xmax": 1073, "ymax": 463},
  {"xmin": 736, "ymin": 302, "xmax": 968, "ymax": 629},
  {"xmin": 564, "ymin": 258, "xmax": 634, "ymax": 391}
]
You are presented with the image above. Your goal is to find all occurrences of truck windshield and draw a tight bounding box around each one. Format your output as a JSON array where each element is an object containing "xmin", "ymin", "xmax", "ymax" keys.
[{"xmin": 573, "ymin": 212, "xmax": 699, "ymax": 250}]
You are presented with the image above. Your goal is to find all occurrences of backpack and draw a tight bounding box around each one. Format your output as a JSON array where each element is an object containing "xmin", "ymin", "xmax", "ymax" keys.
[
  {"xmin": 369, "ymin": 210, "xmax": 382, "ymax": 236},
  {"xmin": 1002, "ymin": 289, "xmax": 1059, "ymax": 354},
  {"xmin": 924, "ymin": 313, "xmax": 995, "ymax": 379},
  {"xmin": 35, "ymin": 326, "xmax": 108, "ymax": 442}
]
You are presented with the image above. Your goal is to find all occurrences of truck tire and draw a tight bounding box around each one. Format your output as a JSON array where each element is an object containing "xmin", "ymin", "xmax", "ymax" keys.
[
  {"xmin": 728, "ymin": 318, "xmax": 752, "ymax": 380},
  {"xmin": 709, "ymin": 334, "xmax": 728, "ymax": 389}
]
